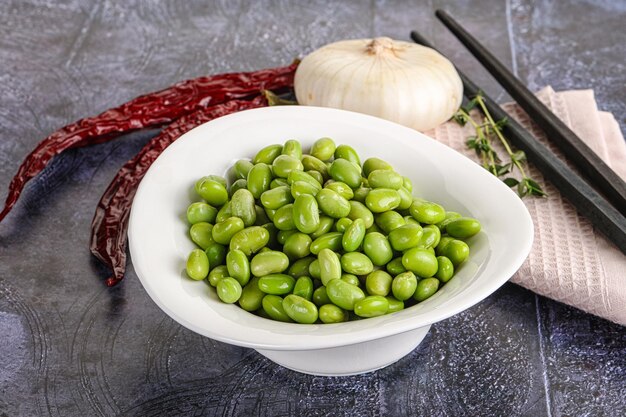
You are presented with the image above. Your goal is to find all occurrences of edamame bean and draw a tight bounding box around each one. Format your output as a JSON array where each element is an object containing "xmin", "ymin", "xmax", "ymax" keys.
[
  {"xmin": 273, "ymin": 203, "xmax": 295, "ymax": 231},
  {"xmin": 368, "ymin": 170, "xmax": 403, "ymax": 190},
  {"xmin": 306, "ymin": 170, "xmax": 325, "ymax": 185},
  {"xmin": 318, "ymin": 248, "xmax": 342, "ymax": 286},
  {"xmin": 262, "ymin": 295, "xmax": 293, "ymax": 322},
  {"xmin": 386, "ymin": 297, "xmax": 404, "ymax": 313},
  {"xmin": 396, "ymin": 187, "xmax": 413, "ymax": 210},
  {"xmin": 366, "ymin": 223, "xmax": 383, "ymax": 235},
  {"xmin": 258, "ymin": 274, "xmax": 295, "ymax": 295},
  {"xmin": 352, "ymin": 187, "xmax": 370, "ymax": 203},
  {"xmin": 319, "ymin": 304, "xmax": 348, "ymax": 323},
  {"xmin": 190, "ymin": 222, "xmax": 215, "ymax": 249},
  {"xmin": 283, "ymin": 294, "xmax": 318, "ymax": 324},
  {"xmin": 341, "ymin": 273, "xmax": 360, "ymax": 286},
  {"xmin": 388, "ymin": 224, "xmax": 423, "ymax": 251},
  {"xmin": 301, "ymin": 155, "xmax": 329, "ymax": 179},
  {"xmin": 217, "ymin": 277, "xmax": 242, "ymax": 304},
  {"xmin": 365, "ymin": 188, "xmax": 401, "ymax": 213},
  {"xmin": 402, "ymin": 176, "xmax": 413, "ymax": 192},
  {"xmin": 334, "ymin": 144, "xmax": 361, "ymax": 166},
  {"xmin": 288, "ymin": 170, "xmax": 321, "ymax": 188},
  {"xmin": 208, "ymin": 265, "xmax": 229, "ymax": 287},
  {"xmin": 410, "ymin": 199, "xmax": 446, "ymax": 224},
  {"xmin": 226, "ymin": 249, "xmax": 250, "ymax": 285},
  {"xmin": 250, "ymin": 251, "xmax": 289, "ymax": 276},
  {"xmin": 316, "ymin": 189, "xmax": 351, "ymax": 218},
  {"xmin": 329, "ymin": 159, "xmax": 361, "ymax": 188},
  {"xmin": 435, "ymin": 256, "xmax": 455, "ymax": 282},
  {"xmin": 288, "ymin": 256, "xmax": 315, "ymax": 278},
  {"xmin": 365, "ymin": 270, "xmax": 393, "ymax": 296},
  {"xmin": 282, "ymin": 139, "xmax": 302, "ymax": 159},
  {"xmin": 440, "ymin": 239, "xmax": 470, "ymax": 266},
  {"xmin": 310, "ymin": 216, "xmax": 334, "ymax": 239},
  {"xmin": 363, "ymin": 157, "xmax": 393, "ymax": 177},
  {"xmin": 196, "ymin": 178, "xmax": 229, "ymax": 207},
  {"xmin": 362, "ymin": 232, "xmax": 393, "ymax": 266},
  {"xmin": 212, "ymin": 217, "xmax": 245, "ymax": 245},
  {"xmin": 347, "ymin": 201, "xmax": 374, "ymax": 228},
  {"xmin": 341, "ymin": 252, "xmax": 374, "ymax": 275},
  {"xmin": 216, "ymin": 201, "xmax": 232, "ymax": 223},
  {"xmin": 253, "ymin": 144, "xmax": 283, "ymax": 164},
  {"xmin": 187, "ymin": 202, "xmax": 218, "ymax": 224},
  {"xmin": 417, "ymin": 224, "xmax": 441, "ymax": 249},
  {"xmin": 270, "ymin": 178, "xmax": 288, "ymax": 189},
  {"xmin": 229, "ymin": 178, "xmax": 248, "ymax": 197},
  {"xmin": 402, "ymin": 248, "xmax": 438, "ymax": 278},
  {"xmin": 326, "ymin": 279, "xmax": 366, "ymax": 310},
  {"xmin": 277, "ymin": 229, "xmax": 296, "ymax": 245},
  {"xmin": 196, "ymin": 175, "xmax": 227, "ymax": 191},
  {"xmin": 375, "ymin": 210, "xmax": 406, "ymax": 233},
  {"xmin": 291, "ymin": 181, "xmax": 320, "ymax": 199},
  {"xmin": 435, "ymin": 237, "xmax": 454, "ymax": 255},
  {"xmin": 283, "ymin": 232, "xmax": 312, "ymax": 260},
  {"xmin": 342, "ymin": 218, "xmax": 366, "ymax": 252},
  {"xmin": 233, "ymin": 159, "xmax": 254, "ymax": 180},
  {"xmin": 293, "ymin": 194, "xmax": 320, "ymax": 234},
  {"xmin": 310, "ymin": 232, "xmax": 343, "ymax": 255},
  {"xmin": 230, "ymin": 188, "xmax": 257, "ymax": 226},
  {"xmin": 354, "ymin": 296, "xmax": 389, "ymax": 318},
  {"xmin": 293, "ymin": 276, "xmax": 314, "ymax": 300},
  {"xmin": 386, "ymin": 257, "xmax": 406, "ymax": 275},
  {"xmin": 391, "ymin": 271, "xmax": 418, "ymax": 300},
  {"xmin": 446, "ymin": 217, "xmax": 481, "ymax": 239},
  {"xmin": 308, "ymin": 259, "xmax": 321, "ymax": 279},
  {"xmin": 247, "ymin": 163, "xmax": 272, "ymax": 199},
  {"xmin": 260, "ymin": 186, "xmax": 293, "ymax": 210},
  {"xmin": 414, "ymin": 278, "xmax": 440, "ymax": 302},
  {"xmin": 254, "ymin": 205, "xmax": 271, "ymax": 225},
  {"xmin": 436, "ymin": 211, "xmax": 462, "ymax": 233},
  {"xmin": 261, "ymin": 222, "xmax": 279, "ymax": 249},
  {"xmin": 313, "ymin": 287, "xmax": 332, "ymax": 306},
  {"xmin": 205, "ymin": 243, "xmax": 226, "ymax": 269},
  {"xmin": 238, "ymin": 277, "xmax": 265, "ymax": 311},
  {"xmin": 186, "ymin": 249, "xmax": 209, "ymax": 280},
  {"xmin": 310, "ymin": 137, "xmax": 336, "ymax": 161},
  {"xmin": 325, "ymin": 181, "xmax": 354, "ymax": 200},
  {"xmin": 335, "ymin": 217, "xmax": 353, "ymax": 233},
  {"xmin": 272, "ymin": 155, "xmax": 304, "ymax": 178}
]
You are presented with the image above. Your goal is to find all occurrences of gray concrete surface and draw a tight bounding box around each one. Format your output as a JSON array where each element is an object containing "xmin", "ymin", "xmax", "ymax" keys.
[{"xmin": 0, "ymin": 1, "xmax": 624, "ymax": 416}]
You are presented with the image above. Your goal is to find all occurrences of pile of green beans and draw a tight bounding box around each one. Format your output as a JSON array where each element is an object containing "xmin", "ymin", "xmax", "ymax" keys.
[{"xmin": 185, "ymin": 138, "xmax": 482, "ymax": 324}]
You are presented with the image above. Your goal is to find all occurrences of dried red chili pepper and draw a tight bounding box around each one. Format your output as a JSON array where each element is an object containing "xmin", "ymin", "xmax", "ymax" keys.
[
  {"xmin": 0, "ymin": 63, "xmax": 297, "ymax": 222},
  {"xmin": 91, "ymin": 96, "xmax": 268, "ymax": 286}
]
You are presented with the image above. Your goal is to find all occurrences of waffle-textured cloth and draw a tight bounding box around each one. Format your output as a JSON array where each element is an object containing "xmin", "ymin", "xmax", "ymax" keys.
[{"xmin": 426, "ymin": 87, "xmax": 626, "ymax": 326}]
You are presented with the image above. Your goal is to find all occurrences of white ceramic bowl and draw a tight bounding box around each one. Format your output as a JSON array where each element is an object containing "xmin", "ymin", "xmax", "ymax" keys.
[{"xmin": 128, "ymin": 106, "xmax": 533, "ymax": 376}]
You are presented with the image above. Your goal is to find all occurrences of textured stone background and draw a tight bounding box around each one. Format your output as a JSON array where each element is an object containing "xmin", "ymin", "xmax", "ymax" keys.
[{"xmin": 1, "ymin": 1, "xmax": 625, "ymax": 416}]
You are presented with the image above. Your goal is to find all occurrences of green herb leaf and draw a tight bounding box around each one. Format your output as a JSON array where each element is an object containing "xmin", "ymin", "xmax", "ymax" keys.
[{"xmin": 503, "ymin": 178, "xmax": 519, "ymax": 187}]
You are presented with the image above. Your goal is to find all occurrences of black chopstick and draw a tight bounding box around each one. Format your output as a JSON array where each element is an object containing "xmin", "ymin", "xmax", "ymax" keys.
[
  {"xmin": 409, "ymin": 30, "xmax": 626, "ymax": 255},
  {"xmin": 435, "ymin": 9, "xmax": 626, "ymax": 215}
]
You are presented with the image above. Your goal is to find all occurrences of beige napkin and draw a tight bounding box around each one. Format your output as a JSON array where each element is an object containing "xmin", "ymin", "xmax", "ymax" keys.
[{"xmin": 426, "ymin": 87, "xmax": 626, "ymax": 326}]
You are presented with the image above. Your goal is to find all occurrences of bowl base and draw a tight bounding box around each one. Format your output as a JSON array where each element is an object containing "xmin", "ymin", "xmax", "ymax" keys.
[{"xmin": 255, "ymin": 325, "xmax": 431, "ymax": 376}]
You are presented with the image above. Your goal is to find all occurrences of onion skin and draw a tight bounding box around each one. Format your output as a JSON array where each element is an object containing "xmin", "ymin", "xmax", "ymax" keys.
[{"xmin": 294, "ymin": 37, "xmax": 463, "ymax": 132}]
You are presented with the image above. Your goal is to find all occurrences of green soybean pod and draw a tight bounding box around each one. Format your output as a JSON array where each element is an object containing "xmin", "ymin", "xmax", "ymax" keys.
[
  {"xmin": 319, "ymin": 304, "xmax": 348, "ymax": 323},
  {"xmin": 386, "ymin": 257, "xmax": 406, "ymax": 276},
  {"xmin": 363, "ymin": 157, "xmax": 393, "ymax": 177},
  {"xmin": 365, "ymin": 188, "xmax": 401, "ymax": 213},
  {"xmin": 313, "ymin": 286, "xmax": 332, "ymax": 306},
  {"xmin": 347, "ymin": 201, "xmax": 374, "ymax": 228},
  {"xmin": 187, "ymin": 202, "xmax": 218, "ymax": 225},
  {"xmin": 283, "ymin": 232, "xmax": 312, "ymax": 260},
  {"xmin": 402, "ymin": 248, "xmax": 438, "ymax": 278},
  {"xmin": 260, "ymin": 186, "xmax": 293, "ymax": 210},
  {"xmin": 250, "ymin": 250, "xmax": 290, "ymax": 276},
  {"xmin": 325, "ymin": 181, "xmax": 354, "ymax": 200},
  {"xmin": 301, "ymin": 155, "xmax": 329, "ymax": 180},
  {"xmin": 272, "ymin": 154, "xmax": 304, "ymax": 178},
  {"xmin": 238, "ymin": 277, "xmax": 265, "ymax": 311},
  {"xmin": 326, "ymin": 278, "xmax": 366, "ymax": 311},
  {"xmin": 270, "ymin": 178, "xmax": 289, "ymax": 189},
  {"xmin": 441, "ymin": 239, "xmax": 470, "ymax": 266},
  {"xmin": 291, "ymin": 181, "xmax": 320, "ymax": 199},
  {"xmin": 293, "ymin": 194, "xmax": 320, "ymax": 234},
  {"xmin": 316, "ymin": 188, "xmax": 351, "ymax": 218},
  {"xmin": 310, "ymin": 232, "xmax": 343, "ymax": 255},
  {"xmin": 341, "ymin": 273, "xmax": 360, "ymax": 286},
  {"xmin": 328, "ymin": 159, "xmax": 361, "ymax": 188},
  {"xmin": 310, "ymin": 137, "xmax": 336, "ymax": 161},
  {"xmin": 229, "ymin": 178, "xmax": 248, "ymax": 197},
  {"xmin": 340, "ymin": 252, "xmax": 374, "ymax": 275},
  {"xmin": 446, "ymin": 217, "xmax": 482, "ymax": 239},
  {"xmin": 233, "ymin": 159, "xmax": 254, "ymax": 180},
  {"xmin": 334, "ymin": 144, "xmax": 361, "ymax": 166},
  {"xmin": 365, "ymin": 270, "xmax": 393, "ymax": 296},
  {"xmin": 282, "ymin": 139, "xmax": 302, "ymax": 159},
  {"xmin": 352, "ymin": 187, "xmax": 370, "ymax": 203},
  {"xmin": 342, "ymin": 218, "xmax": 366, "ymax": 252},
  {"xmin": 414, "ymin": 277, "xmax": 440, "ymax": 302},
  {"xmin": 375, "ymin": 210, "xmax": 406, "ymax": 234},
  {"xmin": 230, "ymin": 188, "xmax": 257, "ymax": 226},
  {"xmin": 253, "ymin": 144, "xmax": 283, "ymax": 164},
  {"xmin": 385, "ymin": 297, "xmax": 404, "ymax": 313},
  {"xmin": 273, "ymin": 203, "xmax": 296, "ymax": 231},
  {"xmin": 306, "ymin": 170, "xmax": 325, "ymax": 186},
  {"xmin": 335, "ymin": 217, "xmax": 353, "ymax": 233},
  {"xmin": 288, "ymin": 256, "xmax": 315, "ymax": 278},
  {"xmin": 186, "ymin": 249, "xmax": 209, "ymax": 280},
  {"xmin": 417, "ymin": 224, "xmax": 441, "ymax": 249},
  {"xmin": 262, "ymin": 295, "xmax": 293, "ymax": 322},
  {"xmin": 396, "ymin": 187, "xmax": 413, "ymax": 210},
  {"xmin": 318, "ymin": 248, "xmax": 342, "ymax": 286},
  {"xmin": 189, "ymin": 222, "xmax": 215, "ymax": 249},
  {"xmin": 368, "ymin": 170, "xmax": 403, "ymax": 190},
  {"xmin": 410, "ymin": 199, "xmax": 446, "ymax": 224},
  {"xmin": 362, "ymin": 232, "xmax": 393, "ymax": 266},
  {"xmin": 226, "ymin": 249, "xmax": 250, "ymax": 286},
  {"xmin": 216, "ymin": 201, "xmax": 232, "ymax": 223},
  {"xmin": 217, "ymin": 277, "xmax": 243, "ymax": 304},
  {"xmin": 308, "ymin": 259, "xmax": 321, "ymax": 279},
  {"xmin": 196, "ymin": 178, "xmax": 229, "ymax": 207},
  {"xmin": 354, "ymin": 296, "xmax": 389, "ymax": 318},
  {"xmin": 435, "ymin": 256, "xmax": 455, "ymax": 283},
  {"xmin": 391, "ymin": 271, "xmax": 418, "ymax": 301},
  {"xmin": 282, "ymin": 294, "xmax": 318, "ymax": 324},
  {"xmin": 205, "ymin": 243, "xmax": 226, "ymax": 269},
  {"xmin": 293, "ymin": 276, "xmax": 314, "ymax": 300},
  {"xmin": 436, "ymin": 211, "xmax": 462, "ymax": 233},
  {"xmin": 388, "ymin": 223, "xmax": 423, "ymax": 251},
  {"xmin": 310, "ymin": 216, "xmax": 334, "ymax": 239},
  {"xmin": 247, "ymin": 163, "xmax": 273, "ymax": 199},
  {"xmin": 212, "ymin": 217, "xmax": 245, "ymax": 245},
  {"xmin": 277, "ymin": 230, "xmax": 297, "ymax": 245},
  {"xmin": 258, "ymin": 274, "xmax": 296, "ymax": 295},
  {"xmin": 208, "ymin": 265, "xmax": 229, "ymax": 287}
]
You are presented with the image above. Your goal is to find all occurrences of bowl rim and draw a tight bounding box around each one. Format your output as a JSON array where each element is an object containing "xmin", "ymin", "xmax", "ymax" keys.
[{"xmin": 129, "ymin": 105, "xmax": 534, "ymax": 351}]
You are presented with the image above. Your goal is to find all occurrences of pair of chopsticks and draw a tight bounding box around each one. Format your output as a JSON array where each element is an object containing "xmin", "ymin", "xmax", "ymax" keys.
[{"xmin": 410, "ymin": 10, "xmax": 626, "ymax": 255}]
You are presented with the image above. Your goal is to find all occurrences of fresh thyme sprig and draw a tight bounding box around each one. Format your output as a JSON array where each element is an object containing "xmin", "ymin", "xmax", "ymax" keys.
[{"xmin": 454, "ymin": 93, "xmax": 546, "ymax": 198}]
